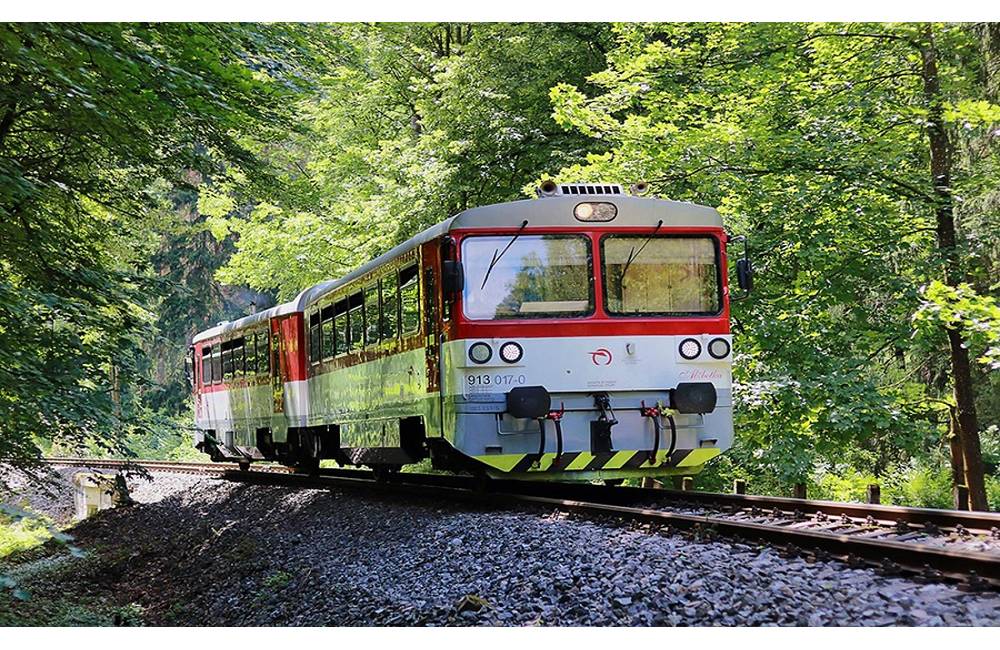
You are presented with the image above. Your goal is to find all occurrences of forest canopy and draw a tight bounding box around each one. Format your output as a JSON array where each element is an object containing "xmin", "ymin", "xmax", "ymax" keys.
[{"xmin": 1, "ymin": 22, "xmax": 998, "ymax": 509}]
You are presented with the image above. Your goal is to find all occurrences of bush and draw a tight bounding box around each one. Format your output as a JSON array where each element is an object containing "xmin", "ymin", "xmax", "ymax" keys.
[{"xmin": 0, "ymin": 510, "xmax": 53, "ymax": 559}]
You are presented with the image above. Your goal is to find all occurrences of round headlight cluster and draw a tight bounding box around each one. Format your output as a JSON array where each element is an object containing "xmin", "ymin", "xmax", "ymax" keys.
[
  {"xmin": 499, "ymin": 341, "xmax": 523, "ymax": 364},
  {"xmin": 678, "ymin": 338, "xmax": 701, "ymax": 360},
  {"xmin": 573, "ymin": 201, "xmax": 618, "ymax": 222},
  {"xmin": 469, "ymin": 342, "xmax": 492, "ymax": 364},
  {"xmin": 708, "ymin": 337, "xmax": 731, "ymax": 359}
]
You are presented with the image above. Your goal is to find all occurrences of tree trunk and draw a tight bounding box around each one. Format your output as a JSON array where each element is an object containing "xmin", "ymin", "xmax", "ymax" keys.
[
  {"xmin": 920, "ymin": 24, "xmax": 989, "ymax": 511},
  {"xmin": 947, "ymin": 407, "xmax": 967, "ymax": 509},
  {"xmin": 979, "ymin": 23, "xmax": 1000, "ymax": 101}
]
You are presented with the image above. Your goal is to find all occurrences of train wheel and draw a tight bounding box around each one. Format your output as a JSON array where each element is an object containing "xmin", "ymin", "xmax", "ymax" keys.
[
  {"xmin": 473, "ymin": 472, "xmax": 493, "ymax": 494},
  {"xmin": 604, "ymin": 478, "xmax": 625, "ymax": 487},
  {"xmin": 296, "ymin": 457, "xmax": 320, "ymax": 475},
  {"xmin": 372, "ymin": 465, "xmax": 401, "ymax": 483}
]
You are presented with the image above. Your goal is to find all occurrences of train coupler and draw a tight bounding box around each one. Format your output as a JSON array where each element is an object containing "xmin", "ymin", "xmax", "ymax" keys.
[{"xmin": 590, "ymin": 392, "xmax": 618, "ymax": 454}]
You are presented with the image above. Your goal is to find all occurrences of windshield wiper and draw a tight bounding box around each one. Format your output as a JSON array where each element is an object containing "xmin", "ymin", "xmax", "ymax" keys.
[
  {"xmin": 620, "ymin": 219, "xmax": 663, "ymax": 278},
  {"xmin": 480, "ymin": 219, "xmax": 529, "ymax": 290}
]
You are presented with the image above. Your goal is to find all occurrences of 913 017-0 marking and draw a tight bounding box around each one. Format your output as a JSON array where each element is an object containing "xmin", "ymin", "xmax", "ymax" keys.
[{"xmin": 466, "ymin": 373, "xmax": 527, "ymax": 387}]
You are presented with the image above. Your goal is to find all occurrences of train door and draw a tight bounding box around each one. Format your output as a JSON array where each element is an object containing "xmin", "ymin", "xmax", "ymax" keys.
[
  {"xmin": 421, "ymin": 241, "xmax": 444, "ymax": 438},
  {"xmin": 424, "ymin": 264, "xmax": 440, "ymax": 393},
  {"xmin": 270, "ymin": 319, "xmax": 284, "ymax": 414}
]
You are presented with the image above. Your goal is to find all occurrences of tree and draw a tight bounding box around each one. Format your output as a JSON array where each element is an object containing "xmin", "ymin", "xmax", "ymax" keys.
[
  {"xmin": 549, "ymin": 22, "xmax": 1000, "ymax": 508},
  {"xmin": 0, "ymin": 23, "xmax": 319, "ymax": 468},
  {"xmin": 205, "ymin": 22, "xmax": 612, "ymax": 299}
]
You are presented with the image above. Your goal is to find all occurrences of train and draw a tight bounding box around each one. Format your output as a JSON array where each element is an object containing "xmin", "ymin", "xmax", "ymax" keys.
[{"xmin": 189, "ymin": 181, "xmax": 752, "ymax": 482}]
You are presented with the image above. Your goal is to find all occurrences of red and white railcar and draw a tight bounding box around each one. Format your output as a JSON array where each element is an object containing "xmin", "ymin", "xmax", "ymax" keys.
[{"xmin": 190, "ymin": 183, "xmax": 751, "ymax": 480}]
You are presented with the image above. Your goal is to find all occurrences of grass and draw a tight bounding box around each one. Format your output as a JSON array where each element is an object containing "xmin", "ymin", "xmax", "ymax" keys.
[
  {"xmin": 0, "ymin": 512, "xmax": 53, "ymax": 559},
  {"xmin": 0, "ymin": 519, "xmax": 146, "ymax": 627},
  {"xmin": 262, "ymin": 570, "xmax": 292, "ymax": 590}
]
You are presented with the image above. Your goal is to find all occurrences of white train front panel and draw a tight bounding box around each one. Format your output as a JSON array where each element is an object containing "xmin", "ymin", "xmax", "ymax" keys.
[{"xmin": 440, "ymin": 334, "xmax": 733, "ymax": 477}]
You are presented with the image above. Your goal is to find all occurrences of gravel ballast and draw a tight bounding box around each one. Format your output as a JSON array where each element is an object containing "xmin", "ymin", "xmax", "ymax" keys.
[{"xmin": 3, "ymin": 469, "xmax": 1000, "ymax": 626}]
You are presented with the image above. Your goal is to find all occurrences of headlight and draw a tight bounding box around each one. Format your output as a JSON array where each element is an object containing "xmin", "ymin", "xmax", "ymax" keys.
[
  {"xmin": 708, "ymin": 337, "xmax": 731, "ymax": 359},
  {"xmin": 469, "ymin": 342, "xmax": 492, "ymax": 364},
  {"xmin": 678, "ymin": 338, "xmax": 701, "ymax": 360},
  {"xmin": 499, "ymin": 341, "xmax": 523, "ymax": 363},
  {"xmin": 573, "ymin": 202, "xmax": 617, "ymax": 222}
]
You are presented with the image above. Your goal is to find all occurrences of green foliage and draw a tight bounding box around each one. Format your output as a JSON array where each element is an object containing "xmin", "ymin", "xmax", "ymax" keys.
[
  {"xmin": 0, "ymin": 510, "xmax": 52, "ymax": 559},
  {"xmin": 546, "ymin": 22, "xmax": 1000, "ymax": 483},
  {"xmin": 914, "ymin": 280, "xmax": 1000, "ymax": 370},
  {"xmin": 262, "ymin": 570, "xmax": 292, "ymax": 590},
  {"xmin": 205, "ymin": 23, "xmax": 612, "ymax": 299},
  {"xmin": 2, "ymin": 22, "xmax": 998, "ymax": 506},
  {"xmin": 0, "ymin": 24, "xmax": 321, "ymax": 467}
]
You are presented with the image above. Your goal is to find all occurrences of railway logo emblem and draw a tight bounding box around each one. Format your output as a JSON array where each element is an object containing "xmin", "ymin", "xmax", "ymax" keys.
[{"xmin": 589, "ymin": 348, "xmax": 613, "ymax": 366}]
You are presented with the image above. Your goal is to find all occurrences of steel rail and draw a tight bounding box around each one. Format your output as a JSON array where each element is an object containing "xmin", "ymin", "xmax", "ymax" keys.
[
  {"xmin": 42, "ymin": 458, "xmax": 1000, "ymax": 531},
  {"xmin": 41, "ymin": 458, "xmax": 1000, "ymax": 587},
  {"xmin": 484, "ymin": 480, "xmax": 1000, "ymax": 534},
  {"xmin": 217, "ymin": 468, "xmax": 1000, "ymax": 588},
  {"xmin": 287, "ymin": 467, "xmax": 1000, "ymax": 534}
]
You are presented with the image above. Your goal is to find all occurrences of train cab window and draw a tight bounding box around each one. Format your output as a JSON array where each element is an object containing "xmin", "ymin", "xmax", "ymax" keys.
[
  {"xmin": 381, "ymin": 273, "xmax": 399, "ymax": 341},
  {"xmin": 321, "ymin": 305, "xmax": 336, "ymax": 359},
  {"xmin": 308, "ymin": 312, "xmax": 321, "ymax": 364},
  {"xmin": 400, "ymin": 265, "xmax": 420, "ymax": 334},
  {"xmin": 201, "ymin": 347, "xmax": 212, "ymax": 386},
  {"xmin": 348, "ymin": 292, "xmax": 364, "ymax": 352},
  {"xmin": 211, "ymin": 345, "xmax": 222, "ymax": 384},
  {"xmin": 460, "ymin": 234, "xmax": 593, "ymax": 320},
  {"xmin": 601, "ymin": 235, "xmax": 721, "ymax": 316},
  {"xmin": 334, "ymin": 298, "xmax": 349, "ymax": 356},
  {"xmin": 364, "ymin": 284, "xmax": 380, "ymax": 346}
]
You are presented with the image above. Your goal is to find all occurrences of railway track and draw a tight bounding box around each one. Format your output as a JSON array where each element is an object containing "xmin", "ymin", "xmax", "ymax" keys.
[{"xmin": 42, "ymin": 457, "xmax": 1000, "ymax": 589}]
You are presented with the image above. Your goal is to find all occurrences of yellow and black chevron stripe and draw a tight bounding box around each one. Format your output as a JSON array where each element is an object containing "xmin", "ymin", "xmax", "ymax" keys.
[{"xmin": 473, "ymin": 448, "xmax": 721, "ymax": 474}]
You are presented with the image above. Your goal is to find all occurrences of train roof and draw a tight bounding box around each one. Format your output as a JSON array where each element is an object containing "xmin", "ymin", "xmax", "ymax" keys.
[{"xmin": 192, "ymin": 195, "xmax": 723, "ymax": 344}]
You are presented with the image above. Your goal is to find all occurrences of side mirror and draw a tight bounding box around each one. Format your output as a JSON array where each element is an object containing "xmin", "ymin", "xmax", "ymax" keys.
[
  {"xmin": 736, "ymin": 258, "xmax": 753, "ymax": 294},
  {"xmin": 728, "ymin": 234, "xmax": 753, "ymax": 299},
  {"xmin": 185, "ymin": 347, "xmax": 195, "ymax": 391},
  {"xmin": 442, "ymin": 260, "xmax": 464, "ymax": 297}
]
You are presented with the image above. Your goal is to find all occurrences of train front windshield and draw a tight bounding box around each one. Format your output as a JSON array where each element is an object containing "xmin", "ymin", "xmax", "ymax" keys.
[
  {"xmin": 601, "ymin": 235, "xmax": 721, "ymax": 316},
  {"xmin": 462, "ymin": 232, "xmax": 722, "ymax": 320},
  {"xmin": 461, "ymin": 234, "xmax": 594, "ymax": 320}
]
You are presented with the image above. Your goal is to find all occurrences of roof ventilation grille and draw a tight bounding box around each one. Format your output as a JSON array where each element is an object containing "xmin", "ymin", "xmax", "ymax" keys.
[{"xmin": 537, "ymin": 181, "xmax": 624, "ymax": 197}]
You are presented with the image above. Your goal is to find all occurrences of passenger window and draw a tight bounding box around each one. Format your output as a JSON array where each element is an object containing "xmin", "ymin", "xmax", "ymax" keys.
[
  {"xmin": 211, "ymin": 345, "xmax": 222, "ymax": 384},
  {"xmin": 401, "ymin": 265, "xmax": 420, "ymax": 334},
  {"xmin": 334, "ymin": 298, "xmax": 349, "ymax": 355},
  {"xmin": 348, "ymin": 292, "xmax": 364, "ymax": 352},
  {"xmin": 321, "ymin": 305, "xmax": 336, "ymax": 359},
  {"xmin": 364, "ymin": 284, "xmax": 380, "ymax": 346},
  {"xmin": 234, "ymin": 338, "xmax": 245, "ymax": 377},
  {"xmin": 256, "ymin": 332, "xmax": 270, "ymax": 375},
  {"xmin": 381, "ymin": 273, "xmax": 399, "ymax": 341},
  {"xmin": 245, "ymin": 336, "xmax": 257, "ymax": 375},
  {"xmin": 308, "ymin": 312, "xmax": 321, "ymax": 364},
  {"xmin": 201, "ymin": 347, "xmax": 212, "ymax": 385},
  {"xmin": 222, "ymin": 344, "xmax": 233, "ymax": 380}
]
